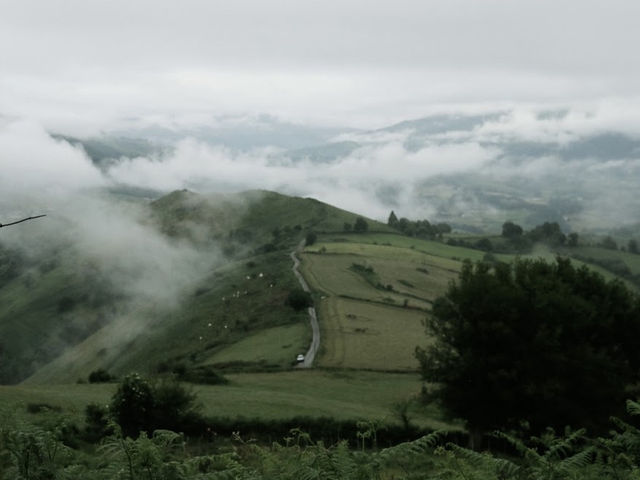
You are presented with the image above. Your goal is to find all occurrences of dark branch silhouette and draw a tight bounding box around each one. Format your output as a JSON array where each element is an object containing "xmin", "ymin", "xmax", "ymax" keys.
[{"xmin": 0, "ymin": 215, "xmax": 46, "ymax": 228}]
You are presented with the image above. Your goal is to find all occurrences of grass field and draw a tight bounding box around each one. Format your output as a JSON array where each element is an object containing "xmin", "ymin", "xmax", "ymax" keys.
[
  {"xmin": 569, "ymin": 246, "xmax": 640, "ymax": 274},
  {"xmin": 298, "ymin": 231, "xmax": 638, "ymax": 373},
  {"xmin": 304, "ymin": 242, "xmax": 460, "ymax": 303},
  {"xmin": 25, "ymin": 250, "xmax": 309, "ymax": 384},
  {"xmin": 1, "ymin": 370, "xmax": 455, "ymax": 431},
  {"xmin": 316, "ymin": 233, "xmax": 491, "ymax": 262},
  {"xmin": 301, "ymin": 252, "xmax": 432, "ymax": 309},
  {"xmin": 200, "ymin": 322, "xmax": 311, "ymax": 368},
  {"xmin": 299, "ymin": 237, "xmax": 462, "ymax": 371},
  {"xmin": 0, "ymin": 383, "xmax": 116, "ymax": 426},
  {"xmin": 316, "ymin": 297, "xmax": 430, "ymax": 371},
  {"xmin": 299, "ymin": 239, "xmax": 446, "ymax": 371}
]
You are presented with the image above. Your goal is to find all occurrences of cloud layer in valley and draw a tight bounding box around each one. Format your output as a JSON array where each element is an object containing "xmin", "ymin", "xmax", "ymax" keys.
[{"xmin": 95, "ymin": 101, "xmax": 640, "ymax": 229}]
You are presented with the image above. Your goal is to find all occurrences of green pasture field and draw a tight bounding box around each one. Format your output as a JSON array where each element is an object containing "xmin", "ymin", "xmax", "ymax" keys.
[
  {"xmin": 316, "ymin": 232, "xmax": 491, "ymax": 262},
  {"xmin": 316, "ymin": 296, "xmax": 430, "ymax": 371},
  {"xmin": 200, "ymin": 322, "xmax": 311, "ymax": 368},
  {"xmin": 304, "ymin": 242, "xmax": 460, "ymax": 303},
  {"xmin": 314, "ymin": 232, "xmax": 631, "ymax": 286},
  {"xmin": 1, "ymin": 371, "xmax": 454, "ymax": 431},
  {"xmin": 0, "ymin": 383, "xmax": 115, "ymax": 425},
  {"xmin": 568, "ymin": 245, "xmax": 640, "ymax": 274},
  {"xmin": 300, "ymin": 252, "xmax": 418, "ymax": 306},
  {"xmin": 195, "ymin": 370, "xmax": 453, "ymax": 429},
  {"xmin": 299, "ymin": 233, "xmax": 638, "ymax": 374}
]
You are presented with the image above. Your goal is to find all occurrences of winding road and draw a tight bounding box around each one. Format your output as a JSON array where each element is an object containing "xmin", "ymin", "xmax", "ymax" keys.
[{"xmin": 290, "ymin": 241, "xmax": 319, "ymax": 368}]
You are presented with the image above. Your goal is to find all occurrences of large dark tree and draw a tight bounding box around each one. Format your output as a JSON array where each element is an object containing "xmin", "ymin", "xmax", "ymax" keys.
[
  {"xmin": 501, "ymin": 221, "xmax": 523, "ymax": 238},
  {"xmin": 354, "ymin": 217, "xmax": 369, "ymax": 232},
  {"xmin": 527, "ymin": 221, "xmax": 566, "ymax": 246},
  {"xmin": 387, "ymin": 210, "xmax": 399, "ymax": 227},
  {"xmin": 416, "ymin": 257, "xmax": 640, "ymax": 442}
]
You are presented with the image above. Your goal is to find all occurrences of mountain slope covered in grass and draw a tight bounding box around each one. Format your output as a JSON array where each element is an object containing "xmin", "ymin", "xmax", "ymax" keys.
[{"xmin": 0, "ymin": 190, "xmax": 391, "ymax": 384}]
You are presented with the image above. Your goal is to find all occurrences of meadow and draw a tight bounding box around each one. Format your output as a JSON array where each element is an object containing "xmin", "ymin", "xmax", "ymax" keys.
[
  {"xmin": 1, "ymin": 370, "xmax": 453, "ymax": 431},
  {"xmin": 316, "ymin": 297, "xmax": 430, "ymax": 371}
]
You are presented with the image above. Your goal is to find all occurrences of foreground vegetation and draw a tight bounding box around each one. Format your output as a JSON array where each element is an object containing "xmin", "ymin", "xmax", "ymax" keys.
[
  {"xmin": 0, "ymin": 370, "xmax": 451, "ymax": 430},
  {"xmin": 3, "ymin": 396, "xmax": 640, "ymax": 479}
]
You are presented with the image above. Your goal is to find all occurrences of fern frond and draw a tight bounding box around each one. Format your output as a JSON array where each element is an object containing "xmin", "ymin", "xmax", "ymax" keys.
[
  {"xmin": 493, "ymin": 430, "xmax": 539, "ymax": 460},
  {"xmin": 558, "ymin": 447, "xmax": 594, "ymax": 471},
  {"xmin": 545, "ymin": 428, "xmax": 586, "ymax": 461},
  {"xmin": 447, "ymin": 442, "xmax": 506, "ymax": 471},
  {"xmin": 378, "ymin": 430, "xmax": 443, "ymax": 461},
  {"xmin": 626, "ymin": 400, "xmax": 640, "ymax": 417}
]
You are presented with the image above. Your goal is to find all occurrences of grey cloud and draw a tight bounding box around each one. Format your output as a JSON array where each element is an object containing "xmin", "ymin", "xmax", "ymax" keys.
[
  {"xmin": 95, "ymin": 104, "xmax": 640, "ymax": 231},
  {"xmin": 2, "ymin": 1, "xmax": 640, "ymax": 132}
]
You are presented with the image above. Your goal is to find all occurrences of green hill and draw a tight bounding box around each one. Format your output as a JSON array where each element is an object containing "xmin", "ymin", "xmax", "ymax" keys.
[
  {"xmin": 0, "ymin": 190, "xmax": 391, "ymax": 384},
  {"xmin": 3, "ymin": 188, "xmax": 640, "ymax": 448},
  {"xmin": 2, "ymin": 188, "xmax": 636, "ymax": 388}
]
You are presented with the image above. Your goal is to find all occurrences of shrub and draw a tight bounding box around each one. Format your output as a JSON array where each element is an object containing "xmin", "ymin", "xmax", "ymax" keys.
[
  {"xmin": 26, "ymin": 403, "xmax": 62, "ymax": 414},
  {"xmin": 88, "ymin": 368, "xmax": 114, "ymax": 383},
  {"xmin": 110, "ymin": 374, "xmax": 206, "ymax": 438},
  {"xmin": 178, "ymin": 366, "xmax": 229, "ymax": 385},
  {"xmin": 84, "ymin": 403, "xmax": 114, "ymax": 442},
  {"xmin": 305, "ymin": 231, "xmax": 317, "ymax": 246},
  {"xmin": 110, "ymin": 373, "xmax": 156, "ymax": 438},
  {"xmin": 354, "ymin": 217, "xmax": 369, "ymax": 232},
  {"xmin": 286, "ymin": 288, "xmax": 312, "ymax": 311}
]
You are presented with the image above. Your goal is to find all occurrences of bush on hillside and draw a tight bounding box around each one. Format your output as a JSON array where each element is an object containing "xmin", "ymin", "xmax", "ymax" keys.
[
  {"xmin": 110, "ymin": 373, "xmax": 203, "ymax": 438},
  {"xmin": 305, "ymin": 231, "xmax": 317, "ymax": 246},
  {"xmin": 88, "ymin": 368, "xmax": 114, "ymax": 383},
  {"xmin": 354, "ymin": 217, "xmax": 369, "ymax": 232},
  {"xmin": 286, "ymin": 288, "xmax": 312, "ymax": 311}
]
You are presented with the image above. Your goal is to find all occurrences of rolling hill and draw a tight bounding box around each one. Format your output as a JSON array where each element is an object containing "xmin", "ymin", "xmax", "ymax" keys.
[
  {"xmin": 0, "ymin": 189, "xmax": 392, "ymax": 384},
  {"xmin": 2, "ymin": 188, "xmax": 639, "ymax": 434}
]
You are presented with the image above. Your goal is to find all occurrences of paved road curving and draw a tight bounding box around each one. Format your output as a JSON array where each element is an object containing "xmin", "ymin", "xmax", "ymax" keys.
[{"xmin": 290, "ymin": 241, "xmax": 319, "ymax": 368}]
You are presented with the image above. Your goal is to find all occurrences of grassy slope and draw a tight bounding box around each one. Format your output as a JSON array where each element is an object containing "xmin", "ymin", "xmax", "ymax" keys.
[
  {"xmin": 317, "ymin": 297, "xmax": 430, "ymax": 371},
  {"xmin": 567, "ymin": 245, "xmax": 640, "ymax": 273},
  {"xmin": 299, "ymin": 234, "xmax": 472, "ymax": 370},
  {"xmin": 2, "ymin": 371, "xmax": 454, "ymax": 430},
  {"xmin": 5, "ymin": 189, "xmax": 637, "ymax": 434},
  {"xmin": 17, "ymin": 190, "xmax": 391, "ymax": 384},
  {"xmin": 0, "ymin": 248, "xmax": 120, "ymax": 384},
  {"xmin": 298, "ymin": 231, "xmax": 638, "ymax": 371},
  {"xmin": 200, "ymin": 322, "xmax": 311, "ymax": 367}
]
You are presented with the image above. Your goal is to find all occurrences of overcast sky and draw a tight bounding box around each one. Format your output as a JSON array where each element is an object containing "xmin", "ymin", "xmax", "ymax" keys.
[{"xmin": 1, "ymin": 0, "xmax": 640, "ymax": 133}]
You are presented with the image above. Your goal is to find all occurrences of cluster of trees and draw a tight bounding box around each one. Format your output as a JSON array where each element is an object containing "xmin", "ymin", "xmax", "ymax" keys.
[
  {"xmin": 599, "ymin": 236, "xmax": 639, "ymax": 254},
  {"xmin": 446, "ymin": 221, "xmax": 577, "ymax": 253},
  {"xmin": 501, "ymin": 220, "xmax": 570, "ymax": 250},
  {"xmin": 416, "ymin": 257, "xmax": 640, "ymax": 443},
  {"xmin": 501, "ymin": 221, "xmax": 640, "ymax": 255},
  {"xmin": 387, "ymin": 211, "xmax": 451, "ymax": 238},
  {"xmin": 343, "ymin": 217, "xmax": 369, "ymax": 232}
]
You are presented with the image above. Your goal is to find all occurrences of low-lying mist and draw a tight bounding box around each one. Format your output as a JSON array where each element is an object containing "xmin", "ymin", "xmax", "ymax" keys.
[
  {"xmin": 0, "ymin": 121, "xmax": 222, "ymax": 376},
  {"xmin": 101, "ymin": 104, "xmax": 640, "ymax": 231},
  {"xmin": 1, "ymin": 103, "xmax": 640, "ymax": 380}
]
